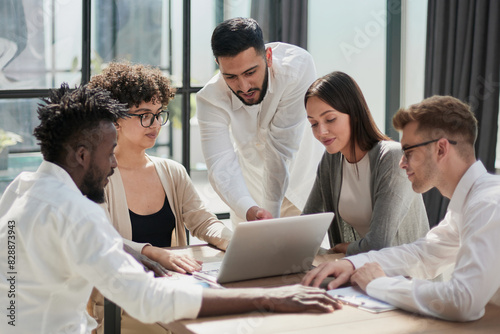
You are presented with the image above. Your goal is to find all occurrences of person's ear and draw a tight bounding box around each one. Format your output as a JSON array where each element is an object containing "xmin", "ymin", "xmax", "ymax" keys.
[
  {"xmin": 436, "ymin": 138, "xmax": 449, "ymax": 162},
  {"xmin": 265, "ymin": 47, "xmax": 273, "ymax": 67},
  {"xmin": 75, "ymin": 145, "xmax": 91, "ymax": 169}
]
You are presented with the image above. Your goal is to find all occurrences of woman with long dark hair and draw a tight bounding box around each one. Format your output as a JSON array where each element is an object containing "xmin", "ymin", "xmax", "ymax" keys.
[{"xmin": 303, "ymin": 71, "xmax": 429, "ymax": 255}]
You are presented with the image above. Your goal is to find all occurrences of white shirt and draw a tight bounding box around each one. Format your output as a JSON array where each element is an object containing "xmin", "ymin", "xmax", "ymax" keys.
[
  {"xmin": 339, "ymin": 154, "xmax": 372, "ymax": 237},
  {"xmin": 196, "ymin": 42, "xmax": 323, "ymax": 220},
  {"xmin": 348, "ymin": 161, "xmax": 500, "ymax": 321},
  {"xmin": 0, "ymin": 161, "xmax": 202, "ymax": 334}
]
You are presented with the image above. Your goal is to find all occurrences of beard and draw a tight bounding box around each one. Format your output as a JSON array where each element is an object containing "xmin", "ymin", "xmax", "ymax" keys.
[
  {"xmin": 230, "ymin": 68, "xmax": 269, "ymax": 106},
  {"xmin": 81, "ymin": 165, "xmax": 113, "ymax": 203}
]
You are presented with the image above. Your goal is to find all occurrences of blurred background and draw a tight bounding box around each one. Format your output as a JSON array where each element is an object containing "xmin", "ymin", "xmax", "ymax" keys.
[{"xmin": 0, "ymin": 0, "xmax": 498, "ymax": 229}]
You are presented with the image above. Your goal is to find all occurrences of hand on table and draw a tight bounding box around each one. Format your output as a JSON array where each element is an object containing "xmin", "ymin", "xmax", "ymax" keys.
[
  {"xmin": 142, "ymin": 245, "xmax": 203, "ymax": 274},
  {"xmin": 301, "ymin": 259, "xmax": 355, "ymax": 290},
  {"xmin": 261, "ymin": 284, "xmax": 342, "ymax": 313},
  {"xmin": 123, "ymin": 244, "xmax": 170, "ymax": 277},
  {"xmin": 350, "ymin": 262, "xmax": 386, "ymax": 292},
  {"xmin": 200, "ymin": 284, "xmax": 342, "ymax": 317},
  {"xmin": 246, "ymin": 206, "xmax": 273, "ymax": 221}
]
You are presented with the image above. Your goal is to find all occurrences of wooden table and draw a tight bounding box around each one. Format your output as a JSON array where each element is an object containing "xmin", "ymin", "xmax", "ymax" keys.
[{"xmin": 160, "ymin": 244, "xmax": 500, "ymax": 334}]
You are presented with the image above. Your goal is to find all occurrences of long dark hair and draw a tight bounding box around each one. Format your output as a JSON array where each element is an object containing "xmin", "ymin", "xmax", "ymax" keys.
[{"xmin": 305, "ymin": 71, "xmax": 389, "ymax": 162}]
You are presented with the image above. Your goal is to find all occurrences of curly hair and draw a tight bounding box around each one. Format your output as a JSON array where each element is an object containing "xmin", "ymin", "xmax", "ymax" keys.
[
  {"xmin": 88, "ymin": 62, "xmax": 175, "ymax": 109},
  {"xmin": 33, "ymin": 83, "xmax": 129, "ymax": 163}
]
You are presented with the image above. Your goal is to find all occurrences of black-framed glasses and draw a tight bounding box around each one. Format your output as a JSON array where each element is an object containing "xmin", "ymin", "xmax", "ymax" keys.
[
  {"xmin": 128, "ymin": 110, "xmax": 169, "ymax": 128},
  {"xmin": 402, "ymin": 138, "xmax": 457, "ymax": 159}
]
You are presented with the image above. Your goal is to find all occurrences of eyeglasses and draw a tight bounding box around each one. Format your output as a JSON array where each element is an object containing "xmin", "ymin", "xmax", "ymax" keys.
[
  {"xmin": 128, "ymin": 110, "xmax": 169, "ymax": 128},
  {"xmin": 402, "ymin": 138, "xmax": 457, "ymax": 160}
]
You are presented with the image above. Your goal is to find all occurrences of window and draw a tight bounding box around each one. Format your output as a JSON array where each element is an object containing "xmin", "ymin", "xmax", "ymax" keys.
[
  {"xmin": 4, "ymin": 1, "xmax": 492, "ymax": 183},
  {"xmin": 1, "ymin": 1, "xmax": 84, "ymax": 155},
  {"xmin": 308, "ymin": 0, "xmax": 387, "ymax": 133},
  {"xmin": 1, "ymin": 0, "xmax": 83, "ymax": 90},
  {"xmin": 0, "ymin": 0, "xmax": 253, "ymax": 198},
  {"xmin": 401, "ymin": 0, "xmax": 427, "ymax": 108}
]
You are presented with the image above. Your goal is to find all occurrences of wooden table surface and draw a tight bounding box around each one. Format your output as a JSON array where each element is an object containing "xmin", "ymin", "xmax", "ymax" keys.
[{"xmin": 160, "ymin": 244, "xmax": 500, "ymax": 334}]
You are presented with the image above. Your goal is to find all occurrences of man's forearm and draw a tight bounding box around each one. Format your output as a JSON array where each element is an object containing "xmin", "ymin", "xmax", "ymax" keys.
[
  {"xmin": 199, "ymin": 288, "xmax": 267, "ymax": 317},
  {"xmin": 198, "ymin": 285, "xmax": 340, "ymax": 317}
]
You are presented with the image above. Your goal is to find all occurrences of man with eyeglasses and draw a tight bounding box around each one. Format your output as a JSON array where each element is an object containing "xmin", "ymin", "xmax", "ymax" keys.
[
  {"xmin": 196, "ymin": 17, "xmax": 323, "ymax": 226},
  {"xmin": 302, "ymin": 95, "xmax": 500, "ymax": 322}
]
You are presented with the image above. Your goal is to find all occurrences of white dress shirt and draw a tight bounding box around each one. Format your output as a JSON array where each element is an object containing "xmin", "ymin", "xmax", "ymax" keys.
[
  {"xmin": 0, "ymin": 161, "xmax": 202, "ymax": 334},
  {"xmin": 348, "ymin": 161, "xmax": 500, "ymax": 321},
  {"xmin": 196, "ymin": 42, "xmax": 323, "ymax": 220}
]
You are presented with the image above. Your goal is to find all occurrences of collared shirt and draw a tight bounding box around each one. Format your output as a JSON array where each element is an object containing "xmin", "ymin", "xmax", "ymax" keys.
[
  {"xmin": 196, "ymin": 42, "xmax": 323, "ymax": 220},
  {"xmin": 0, "ymin": 161, "xmax": 202, "ymax": 334},
  {"xmin": 348, "ymin": 161, "xmax": 500, "ymax": 321}
]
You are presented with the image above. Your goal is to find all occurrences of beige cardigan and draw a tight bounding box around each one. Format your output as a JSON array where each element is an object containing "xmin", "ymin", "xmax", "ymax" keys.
[
  {"xmin": 101, "ymin": 155, "xmax": 232, "ymax": 251},
  {"xmin": 90, "ymin": 156, "xmax": 232, "ymax": 333}
]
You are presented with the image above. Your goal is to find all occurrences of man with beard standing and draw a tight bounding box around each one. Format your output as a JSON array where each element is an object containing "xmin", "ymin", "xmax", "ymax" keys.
[
  {"xmin": 197, "ymin": 17, "xmax": 323, "ymax": 225},
  {"xmin": 0, "ymin": 84, "xmax": 340, "ymax": 334}
]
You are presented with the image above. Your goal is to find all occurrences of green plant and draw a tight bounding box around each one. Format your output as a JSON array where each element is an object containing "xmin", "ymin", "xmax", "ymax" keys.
[{"xmin": 0, "ymin": 129, "xmax": 23, "ymax": 152}]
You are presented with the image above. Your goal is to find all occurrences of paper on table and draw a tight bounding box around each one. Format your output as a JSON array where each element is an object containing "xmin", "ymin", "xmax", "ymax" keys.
[
  {"xmin": 158, "ymin": 272, "xmax": 223, "ymax": 289},
  {"xmin": 328, "ymin": 286, "xmax": 397, "ymax": 313},
  {"xmin": 192, "ymin": 271, "xmax": 225, "ymax": 289}
]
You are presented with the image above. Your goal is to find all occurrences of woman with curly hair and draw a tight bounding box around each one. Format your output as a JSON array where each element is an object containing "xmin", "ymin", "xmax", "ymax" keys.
[
  {"xmin": 88, "ymin": 62, "xmax": 232, "ymax": 334},
  {"xmin": 303, "ymin": 71, "xmax": 429, "ymax": 256}
]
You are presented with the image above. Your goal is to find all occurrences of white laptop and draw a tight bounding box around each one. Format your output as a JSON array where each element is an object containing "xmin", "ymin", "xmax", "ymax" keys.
[{"xmin": 195, "ymin": 212, "xmax": 334, "ymax": 284}]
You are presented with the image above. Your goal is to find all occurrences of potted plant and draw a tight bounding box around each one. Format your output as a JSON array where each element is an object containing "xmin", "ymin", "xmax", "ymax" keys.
[{"xmin": 0, "ymin": 129, "xmax": 23, "ymax": 170}]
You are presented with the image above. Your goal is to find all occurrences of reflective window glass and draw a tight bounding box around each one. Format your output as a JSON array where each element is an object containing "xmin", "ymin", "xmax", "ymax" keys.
[
  {"xmin": 0, "ymin": 98, "xmax": 41, "ymax": 152},
  {"xmin": 90, "ymin": 0, "xmax": 175, "ymax": 80},
  {"xmin": 308, "ymin": 0, "xmax": 387, "ymax": 133},
  {"xmin": 0, "ymin": 0, "xmax": 82, "ymax": 90},
  {"xmin": 402, "ymin": 0, "xmax": 427, "ymax": 108}
]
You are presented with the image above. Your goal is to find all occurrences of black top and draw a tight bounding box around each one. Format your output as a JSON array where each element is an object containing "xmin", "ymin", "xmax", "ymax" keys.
[{"xmin": 129, "ymin": 195, "xmax": 175, "ymax": 247}]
